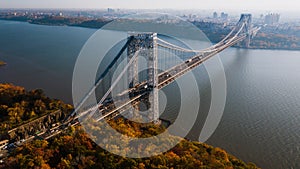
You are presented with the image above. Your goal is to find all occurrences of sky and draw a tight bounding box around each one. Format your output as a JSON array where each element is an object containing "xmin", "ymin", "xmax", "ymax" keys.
[{"xmin": 1, "ymin": 0, "xmax": 300, "ymax": 11}]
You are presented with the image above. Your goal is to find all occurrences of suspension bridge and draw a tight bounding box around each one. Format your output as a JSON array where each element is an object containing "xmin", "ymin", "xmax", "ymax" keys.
[
  {"xmin": 1, "ymin": 14, "xmax": 260, "ymax": 149},
  {"xmin": 69, "ymin": 13, "xmax": 260, "ymax": 125}
]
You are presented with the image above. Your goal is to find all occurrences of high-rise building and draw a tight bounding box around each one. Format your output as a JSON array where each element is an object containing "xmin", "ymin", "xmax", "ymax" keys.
[
  {"xmin": 264, "ymin": 13, "xmax": 280, "ymax": 25},
  {"xmin": 213, "ymin": 12, "xmax": 218, "ymax": 19},
  {"xmin": 221, "ymin": 12, "xmax": 228, "ymax": 20},
  {"xmin": 107, "ymin": 8, "xmax": 115, "ymax": 13}
]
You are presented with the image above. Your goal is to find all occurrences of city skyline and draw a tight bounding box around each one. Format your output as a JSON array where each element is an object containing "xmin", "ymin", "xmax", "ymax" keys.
[{"xmin": 0, "ymin": 0, "xmax": 300, "ymax": 11}]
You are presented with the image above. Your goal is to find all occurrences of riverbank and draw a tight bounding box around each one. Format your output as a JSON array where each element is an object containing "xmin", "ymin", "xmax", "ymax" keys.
[{"xmin": 1, "ymin": 17, "xmax": 300, "ymax": 51}]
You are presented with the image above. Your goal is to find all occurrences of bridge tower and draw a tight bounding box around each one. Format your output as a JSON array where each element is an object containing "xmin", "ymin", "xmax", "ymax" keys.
[
  {"xmin": 239, "ymin": 14, "xmax": 253, "ymax": 48},
  {"xmin": 127, "ymin": 32, "xmax": 159, "ymax": 123}
]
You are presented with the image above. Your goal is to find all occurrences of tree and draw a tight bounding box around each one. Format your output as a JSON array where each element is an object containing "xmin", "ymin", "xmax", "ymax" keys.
[{"xmin": 7, "ymin": 103, "xmax": 25, "ymax": 124}]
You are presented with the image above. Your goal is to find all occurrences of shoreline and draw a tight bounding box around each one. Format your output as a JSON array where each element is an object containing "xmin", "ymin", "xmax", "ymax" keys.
[{"xmin": 1, "ymin": 18, "xmax": 300, "ymax": 52}]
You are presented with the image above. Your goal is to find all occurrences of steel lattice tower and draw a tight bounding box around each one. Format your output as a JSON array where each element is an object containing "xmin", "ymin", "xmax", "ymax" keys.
[
  {"xmin": 127, "ymin": 32, "xmax": 159, "ymax": 123},
  {"xmin": 239, "ymin": 14, "xmax": 253, "ymax": 48}
]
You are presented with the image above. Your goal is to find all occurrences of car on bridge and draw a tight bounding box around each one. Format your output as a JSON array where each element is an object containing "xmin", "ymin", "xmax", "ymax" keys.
[{"xmin": 7, "ymin": 143, "xmax": 16, "ymax": 150}]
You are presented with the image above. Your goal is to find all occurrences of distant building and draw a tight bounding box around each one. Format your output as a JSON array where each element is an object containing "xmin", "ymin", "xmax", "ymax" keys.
[
  {"xmin": 260, "ymin": 14, "xmax": 264, "ymax": 19},
  {"xmin": 221, "ymin": 12, "xmax": 228, "ymax": 20},
  {"xmin": 264, "ymin": 13, "xmax": 280, "ymax": 25},
  {"xmin": 213, "ymin": 12, "xmax": 218, "ymax": 19},
  {"xmin": 107, "ymin": 8, "xmax": 115, "ymax": 13}
]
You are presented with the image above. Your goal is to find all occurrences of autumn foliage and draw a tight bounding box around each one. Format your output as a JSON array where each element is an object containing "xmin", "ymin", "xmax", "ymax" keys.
[
  {"xmin": 1, "ymin": 84, "xmax": 260, "ymax": 169},
  {"xmin": 0, "ymin": 83, "xmax": 72, "ymax": 138}
]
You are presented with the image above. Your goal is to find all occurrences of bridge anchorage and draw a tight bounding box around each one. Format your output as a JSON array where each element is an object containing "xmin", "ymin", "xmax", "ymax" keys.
[{"xmin": 71, "ymin": 13, "xmax": 260, "ymax": 127}]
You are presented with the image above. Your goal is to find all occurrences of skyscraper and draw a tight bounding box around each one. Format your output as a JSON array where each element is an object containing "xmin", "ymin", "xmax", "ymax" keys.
[
  {"xmin": 213, "ymin": 12, "xmax": 218, "ymax": 19},
  {"xmin": 264, "ymin": 13, "xmax": 280, "ymax": 25}
]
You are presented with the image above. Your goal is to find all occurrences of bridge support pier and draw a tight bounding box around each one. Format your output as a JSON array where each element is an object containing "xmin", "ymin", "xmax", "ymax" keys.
[{"xmin": 127, "ymin": 32, "xmax": 160, "ymax": 124}]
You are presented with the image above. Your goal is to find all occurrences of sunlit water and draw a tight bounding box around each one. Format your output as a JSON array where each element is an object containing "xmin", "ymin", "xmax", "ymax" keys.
[{"xmin": 0, "ymin": 20, "xmax": 300, "ymax": 168}]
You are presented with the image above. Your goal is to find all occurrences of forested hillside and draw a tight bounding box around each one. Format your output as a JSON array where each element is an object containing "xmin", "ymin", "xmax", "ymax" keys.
[{"xmin": 1, "ymin": 84, "xmax": 260, "ymax": 169}]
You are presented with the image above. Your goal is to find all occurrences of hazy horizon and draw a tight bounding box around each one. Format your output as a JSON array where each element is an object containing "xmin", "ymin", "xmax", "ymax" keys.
[{"xmin": 1, "ymin": 0, "xmax": 300, "ymax": 12}]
